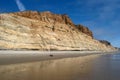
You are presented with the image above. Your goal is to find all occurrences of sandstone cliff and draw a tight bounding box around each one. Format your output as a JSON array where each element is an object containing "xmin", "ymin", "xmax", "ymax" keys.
[
  {"xmin": 11, "ymin": 11, "xmax": 74, "ymax": 26},
  {"xmin": 99, "ymin": 40, "xmax": 111, "ymax": 46},
  {"xmin": 76, "ymin": 24, "xmax": 93, "ymax": 38},
  {"xmin": 0, "ymin": 11, "xmax": 116, "ymax": 51}
]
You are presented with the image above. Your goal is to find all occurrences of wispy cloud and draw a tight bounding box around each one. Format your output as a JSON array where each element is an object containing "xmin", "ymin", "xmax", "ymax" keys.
[{"xmin": 15, "ymin": 0, "xmax": 26, "ymax": 11}]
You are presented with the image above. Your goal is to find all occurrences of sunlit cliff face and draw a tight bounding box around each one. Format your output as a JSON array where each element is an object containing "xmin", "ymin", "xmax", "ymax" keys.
[{"xmin": 0, "ymin": 11, "xmax": 116, "ymax": 51}]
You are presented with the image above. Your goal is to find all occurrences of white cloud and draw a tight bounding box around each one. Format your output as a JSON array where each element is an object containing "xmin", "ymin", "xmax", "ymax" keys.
[{"xmin": 15, "ymin": 0, "xmax": 26, "ymax": 11}]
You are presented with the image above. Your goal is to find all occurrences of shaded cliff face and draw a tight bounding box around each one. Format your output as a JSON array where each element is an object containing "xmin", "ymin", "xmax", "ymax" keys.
[
  {"xmin": 99, "ymin": 40, "xmax": 111, "ymax": 46},
  {"xmin": 0, "ymin": 11, "xmax": 116, "ymax": 51},
  {"xmin": 76, "ymin": 25, "xmax": 93, "ymax": 38}
]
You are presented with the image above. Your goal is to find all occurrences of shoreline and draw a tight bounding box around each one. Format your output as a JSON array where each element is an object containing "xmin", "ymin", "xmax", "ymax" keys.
[{"xmin": 0, "ymin": 51, "xmax": 118, "ymax": 65}]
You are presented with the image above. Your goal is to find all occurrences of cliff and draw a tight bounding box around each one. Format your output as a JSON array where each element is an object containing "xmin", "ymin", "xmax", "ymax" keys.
[
  {"xmin": 76, "ymin": 24, "xmax": 93, "ymax": 38},
  {"xmin": 99, "ymin": 40, "xmax": 111, "ymax": 46},
  {"xmin": 0, "ymin": 11, "xmax": 116, "ymax": 51},
  {"xmin": 11, "ymin": 11, "xmax": 74, "ymax": 26}
]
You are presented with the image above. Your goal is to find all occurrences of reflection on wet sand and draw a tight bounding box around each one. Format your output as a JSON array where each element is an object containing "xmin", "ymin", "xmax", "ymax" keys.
[{"xmin": 0, "ymin": 54, "xmax": 99, "ymax": 80}]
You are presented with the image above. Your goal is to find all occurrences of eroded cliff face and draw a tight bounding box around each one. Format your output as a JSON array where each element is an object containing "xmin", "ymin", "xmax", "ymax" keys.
[
  {"xmin": 0, "ymin": 11, "xmax": 116, "ymax": 51},
  {"xmin": 76, "ymin": 25, "xmax": 93, "ymax": 38},
  {"xmin": 99, "ymin": 40, "xmax": 111, "ymax": 46},
  {"xmin": 11, "ymin": 11, "xmax": 74, "ymax": 26}
]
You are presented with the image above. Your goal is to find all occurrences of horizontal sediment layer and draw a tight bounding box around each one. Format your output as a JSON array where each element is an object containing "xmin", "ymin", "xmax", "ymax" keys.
[{"xmin": 0, "ymin": 11, "xmax": 117, "ymax": 51}]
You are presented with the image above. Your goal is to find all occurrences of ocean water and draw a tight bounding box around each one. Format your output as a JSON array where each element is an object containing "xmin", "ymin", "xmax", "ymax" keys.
[{"xmin": 88, "ymin": 52, "xmax": 120, "ymax": 80}]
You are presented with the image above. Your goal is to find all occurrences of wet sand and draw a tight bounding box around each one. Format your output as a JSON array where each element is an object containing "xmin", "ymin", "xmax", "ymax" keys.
[
  {"xmin": 0, "ymin": 51, "xmax": 102, "ymax": 65},
  {"xmin": 0, "ymin": 54, "xmax": 100, "ymax": 80}
]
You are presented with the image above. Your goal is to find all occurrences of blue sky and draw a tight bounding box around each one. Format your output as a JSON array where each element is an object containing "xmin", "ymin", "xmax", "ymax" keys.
[{"xmin": 0, "ymin": 0, "xmax": 120, "ymax": 47}]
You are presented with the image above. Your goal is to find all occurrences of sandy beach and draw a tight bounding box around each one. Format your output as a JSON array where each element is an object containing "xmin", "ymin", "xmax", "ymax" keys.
[
  {"xmin": 0, "ymin": 53, "xmax": 100, "ymax": 80},
  {"xmin": 0, "ymin": 51, "xmax": 103, "ymax": 65}
]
